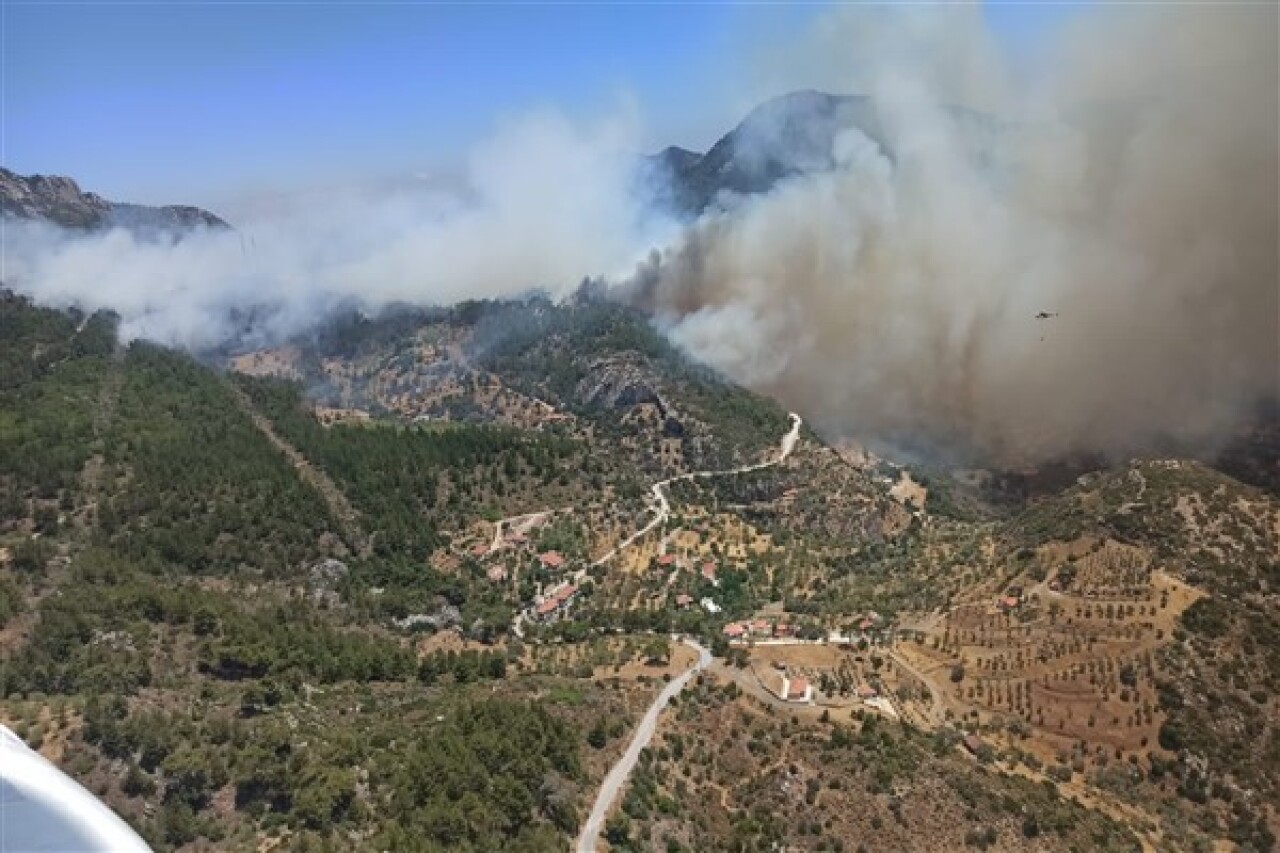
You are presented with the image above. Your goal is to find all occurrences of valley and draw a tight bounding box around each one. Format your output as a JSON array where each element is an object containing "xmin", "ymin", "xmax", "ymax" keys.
[{"xmin": 1, "ymin": 290, "xmax": 1276, "ymax": 852}]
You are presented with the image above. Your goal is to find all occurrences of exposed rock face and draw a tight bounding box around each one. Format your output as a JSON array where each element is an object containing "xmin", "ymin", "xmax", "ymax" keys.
[
  {"xmin": 307, "ymin": 557, "xmax": 349, "ymax": 607},
  {"xmin": 0, "ymin": 169, "xmax": 111, "ymax": 228},
  {"xmin": 393, "ymin": 604, "xmax": 461, "ymax": 631},
  {"xmin": 0, "ymin": 167, "xmax": 229, "ymax": 232},
  {"xmin": 107, "ymin": 202, "xmax": 229, "ymax": 232},
  {"xmin": 576, "ymin": 355, "xmax": 669, "ymax": 415},
  {"xmin": 308, "ymin": 558, "xmax": 349, "ymax": 588}
]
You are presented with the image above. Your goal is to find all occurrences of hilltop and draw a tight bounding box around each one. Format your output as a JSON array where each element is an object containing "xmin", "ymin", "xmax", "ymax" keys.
[
  {"xmin": 644, "ymin": 90, "xmax": 998, "ymax": 216},
  {"xmin": 0, "ymin": 167, "xmax": 228, "ymax": 233}
]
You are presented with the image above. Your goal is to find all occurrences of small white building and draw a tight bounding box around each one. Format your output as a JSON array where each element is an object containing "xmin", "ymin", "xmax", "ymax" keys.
[{"xmin": 700, "ymin": 597, "xmax": 722, "ymax": 614}]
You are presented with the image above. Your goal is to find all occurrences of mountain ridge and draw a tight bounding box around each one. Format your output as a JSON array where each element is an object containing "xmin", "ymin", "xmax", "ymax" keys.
[
  {"xmin": 645, "ymin": 89, "xmax": 997, "ymax": 216},
  {"xmin": 0, "ymin": 167, "xmax": 229, "ymax": 233}
]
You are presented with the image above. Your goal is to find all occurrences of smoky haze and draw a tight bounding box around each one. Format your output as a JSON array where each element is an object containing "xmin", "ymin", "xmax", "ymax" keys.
[
  {"xmin": 2, "ymin": 108, "xmax": 673, "ymax": 350},
  {"xmin": 3, "ymin": 5, "xmax": 1276, "ymax": 468},
  {"xmin": 633, "ymin": 4, "xmax": 1279, "ymax": 465}
]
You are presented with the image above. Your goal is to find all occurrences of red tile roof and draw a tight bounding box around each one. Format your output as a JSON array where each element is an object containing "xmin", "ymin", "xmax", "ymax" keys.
[
  {"xmin": 539, "ymin": 551, "xmax": 566, "ymax": 568},
  {"xmin": 657, "ymin": 554, "xmax": 678, "ymax": 566},
  {"xmin": 787, "ymin": 677, "xmax": 810, "ymax": 700}
]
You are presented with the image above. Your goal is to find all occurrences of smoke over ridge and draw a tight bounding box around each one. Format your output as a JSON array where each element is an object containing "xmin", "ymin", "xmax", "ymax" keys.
[
  {"xmin": 638, "ymin": 4, "xmax": 1279, "ymax": 464},
  {"xmin": 3, "ymin": 4, "xmax": 1277, "ymax": 466},
  {"xmin": 3, "ymin": 108, "xmax": 670, "ymax": 349}
]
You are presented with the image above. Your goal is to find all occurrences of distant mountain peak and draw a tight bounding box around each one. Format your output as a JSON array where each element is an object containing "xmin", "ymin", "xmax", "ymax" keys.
[
  {"xmin": 643, "ymin": 90, "xmax": 994, "ymax": 217},
  {"xmin": 0, "ymin": 167, "xmax": 230, "ymax": 233}
]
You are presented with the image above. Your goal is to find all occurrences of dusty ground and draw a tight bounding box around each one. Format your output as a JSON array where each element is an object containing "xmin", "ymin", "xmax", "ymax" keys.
[{"xmin": 228, "ymin": 347, "xmax": 303, "ymax": 380}]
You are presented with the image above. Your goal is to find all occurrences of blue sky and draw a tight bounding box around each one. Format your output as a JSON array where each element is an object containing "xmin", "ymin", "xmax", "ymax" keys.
[{"xmin": 3, "ymin": 2, "xmax": 1086, "ymax": 209}]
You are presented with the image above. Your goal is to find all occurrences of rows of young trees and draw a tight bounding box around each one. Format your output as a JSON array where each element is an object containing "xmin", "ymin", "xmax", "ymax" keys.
[
  {"xmin": 100, "ymin": 343, "xmax": 340, "ymax": 575},
  {"xmin": 237, "ymin": 373, "xmax": 582, "ymax": 559}
]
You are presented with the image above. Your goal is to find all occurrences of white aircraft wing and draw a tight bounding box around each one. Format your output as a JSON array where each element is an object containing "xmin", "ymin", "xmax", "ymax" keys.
[{"xmin": 1, "ymin": 724, "xmax": 151, "ymax": 852}]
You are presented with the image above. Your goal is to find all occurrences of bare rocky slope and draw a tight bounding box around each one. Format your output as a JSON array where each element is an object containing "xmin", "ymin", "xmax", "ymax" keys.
[{"xmin": 0, "ymin": 167, "xmax": 228, "ymax": 232}]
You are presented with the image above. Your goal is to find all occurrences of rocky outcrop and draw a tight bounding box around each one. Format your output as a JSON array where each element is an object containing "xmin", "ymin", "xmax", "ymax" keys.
[
  {"xmin": 1, "ymin": 167, "xmax": 229, "ymax": 232},
  {"xmin": 645, "ymin": 90, "xmax": 997, "ymax": 217},
  {"xmin": 0, "ymin": 169, "xmax": 111, "ymax": 228},
  {"xmin": 576, "ymin": 355, "xmax": 669, "ymax": 415}
]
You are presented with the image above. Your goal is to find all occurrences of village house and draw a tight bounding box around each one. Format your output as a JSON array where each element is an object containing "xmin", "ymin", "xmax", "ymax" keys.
[
  {"xmin": 486, "ymin": 565, "xmax": 507, "ymax": 583},
  {"xmin": 538, "ymin": 551, "xmax": 566, "ymax": 570},
  {"xmin": 856, "ymin": 684, "xmax": 879, "ymax": 700},
  {"xmin": 783, "ymin": 675, "xmax": 814, "ymax": 704},
  {"xmin": 723, "ymin": 622, "xmax": 747, "ymax": 639},
  {"xmin": 700, "ymin": 597, "xmax": 722, "ymax": 614},
  {"xmin": 773, "ymin": 622, "xmax": 796, "ymax": 638},
  {"xmin": 657, "ymin": 553, "xmax": 678, "ymax": 568},
  {"xmin": 533, "ymin": 583, "xmax": 577, "ymax": 622},
  {"xmin": 675, "ymin": 593, "xmax": 693, "ymax": 609},
  {"xmin": 469, "ymin": 543, "xmax": 489, "ymax": 558},
  {"xmin": 751, "ymin": 619, "xmax": 771, "ymax": 637},
  {"xmin": 701, "ymin": 562, "xmax": 719, "ymax": 585}
]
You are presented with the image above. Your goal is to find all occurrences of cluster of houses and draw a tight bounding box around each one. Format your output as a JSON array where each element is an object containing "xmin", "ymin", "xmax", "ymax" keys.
[
  {"xmin": 722, "ymin": 619, "xmax": 802, "ymax": 642},
  {"xmin": 469, "ymin": 535, "xmax": 575, "ymax": 588},
  {"xmin": 674, "ymin": 593, "xmax": 723, "ymax": 614},
  {"xmin": 652, "ymin": 553, "xmax": 721, "ymax": 586}
]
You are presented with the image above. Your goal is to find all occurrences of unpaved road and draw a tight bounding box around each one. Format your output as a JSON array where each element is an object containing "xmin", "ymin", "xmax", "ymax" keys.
[
  {"xmin": 576, "ymin": 638, "xmax": 712, "ymax": 853},
  {"xmin": 588, "ymin": 413, "xmax": 802, "ymax": 571},
  {"xmin": 887, "ymin": 649, "xmax": 947, "ymax": 727}
]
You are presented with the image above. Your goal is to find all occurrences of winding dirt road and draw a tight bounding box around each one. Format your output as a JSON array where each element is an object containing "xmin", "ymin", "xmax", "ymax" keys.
[
  {"xmin": 887, "ymin": 649, "xmax": 947, "ymax": 727},
  {"xmin": 571, "ymin": 415, "xmax": 802, "ymax": 850},
  {"xmin": 588, "ymin": 413, "xmax": 802, "ymax": 570},
  {"xmin": 575, "ymin": 638, "xmax": 712, "ymax": 853}
]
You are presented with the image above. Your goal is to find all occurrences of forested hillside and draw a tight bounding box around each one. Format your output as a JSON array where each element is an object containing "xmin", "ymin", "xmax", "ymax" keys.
[{"xmin": 0, "ymin": 293, "xmax": 624, "ymax": 850}]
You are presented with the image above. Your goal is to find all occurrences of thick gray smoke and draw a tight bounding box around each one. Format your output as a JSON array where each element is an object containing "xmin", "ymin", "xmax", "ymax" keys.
[
  {"xmin": 4, "ymin": 5, "xmax": 1276, "ymax": 467},
  {"xmin": 636, "ymin": 4, "xmax": 1279, "ymax": 465},
  {"xmin": 2, "ymin": 109, "xmax": 672, "ymax": 349}
]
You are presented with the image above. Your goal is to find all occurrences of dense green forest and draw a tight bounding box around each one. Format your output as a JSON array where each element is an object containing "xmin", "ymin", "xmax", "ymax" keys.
[
  {"xmin": 0, "ymin": 293, "xmax": 596, "ymax": 850},
  {"xmin": 234, "ymin": 374, "xmax": 585, "ymax": 560},
  {"xmin": 101, "ymin": 343, "xmax": 341, "ymax": 576}
]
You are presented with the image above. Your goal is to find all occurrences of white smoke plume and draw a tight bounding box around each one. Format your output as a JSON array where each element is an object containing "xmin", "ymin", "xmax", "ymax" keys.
[
  {"xmin": 3, "ymin": 4, "xmax": 1276, "ymax": 467},
  {"xmin": 637, "ymin": 3, "xmax": 1279, "ymax": 465},
  {"xmin": 2, "ymin": 107, "xmax": 671, "ymax": 349}
]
